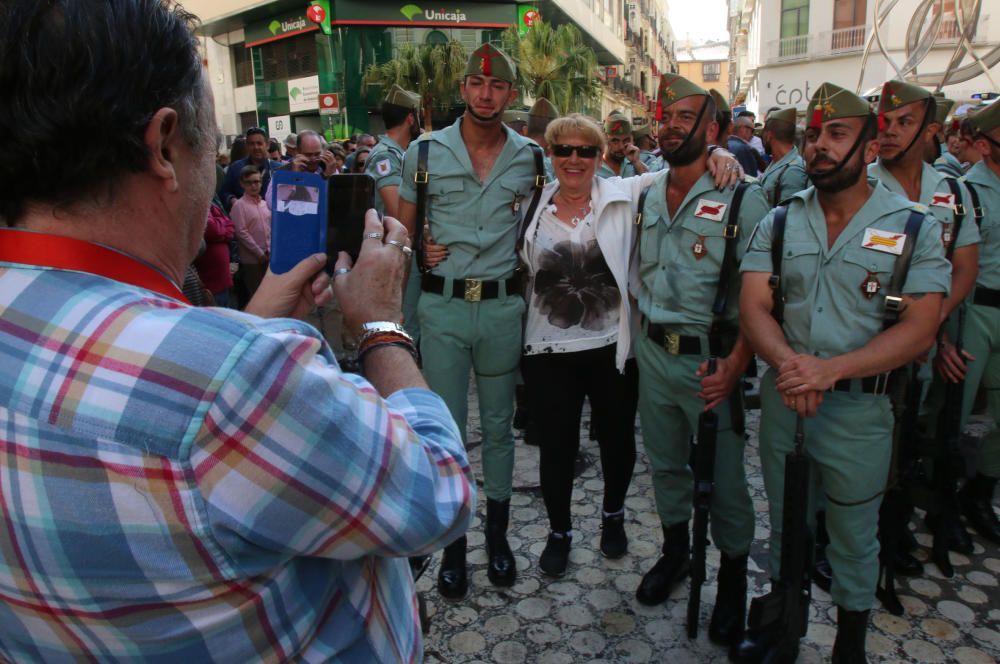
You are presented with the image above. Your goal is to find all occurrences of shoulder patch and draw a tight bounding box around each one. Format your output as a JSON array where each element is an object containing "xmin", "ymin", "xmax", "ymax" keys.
[
  {"xmin": 930, "ymin": 192, "xmax": 955, "ymax": 209},
  {"xmin": 376, "ymin": 159, "xmax": 392, "ymax": 176},
  {"xmin": 694, "ymin": 199, "xmax": 728, "ymax": 222}
]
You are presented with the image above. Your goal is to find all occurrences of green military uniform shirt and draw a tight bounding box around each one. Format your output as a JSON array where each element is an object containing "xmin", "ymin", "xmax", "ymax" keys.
[
  {"xmin": 869, "ymin": 160, "xmax": 981, "ymax": 253},
  {"xmin": 741, "ymin": 182, "xmax": 951, "ymax": 356},
  {"xmin": 399, "ymin": 118, "xmax": 539, "ymax": 281},
  {"xmin": 964, "ymin": 160, "xmax": 1000, "ymax": 289},
  {"xmin": 758, "ymin": 146, "xmax": 809, "ymax": 207},
  {"xmin": 637, "ymin": 170, "xmax": 770, "ymax": 335},
  {"xmin": 935, "ymin": 148, "xmax": 966, "ymax": 179},
  {"xmin": 597, "ymin": 159, "xmax": 639, "ymax": 179},
  {"xmin": 365, "ymin": 134, "xmax": 405, "ymax": 216},
  {"xmin": 639, "ymin": 150, "xmax": 664, "ymax": 172}
]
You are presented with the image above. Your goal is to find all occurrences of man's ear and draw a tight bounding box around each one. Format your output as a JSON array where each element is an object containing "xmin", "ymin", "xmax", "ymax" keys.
[{"xmin": 144, "ymin": 107, "xmax": 182, "ymax": 193}]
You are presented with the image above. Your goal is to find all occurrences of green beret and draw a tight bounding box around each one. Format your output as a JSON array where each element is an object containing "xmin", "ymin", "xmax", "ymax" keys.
[
  {"xmin": 384, "ymin": 84, "xmax": 421, "ymax": 112},
  {"xmin": 503, "ymin": 108, "xmax": 529, "ymax": 124},
  {"xmin": 806, "ymin": 82, "xmax": 872, "ymax": 129},
  {"xmin": 657, "ymin": 73, "xmax": 709, "ymax": 120},
  {"xmin": 604, "ymin": 113, "xmax": 632, "ymax": 136},
  {"xmin": 708, "ymin": 89, "xmax": 730, "ymax": 116},
  {"xmin": 465, "ymin": 43, "xmax": 516, "ymax": 83},
  {"xmin": 529, "ymin": 97, "xmax": 559, "ymax": 120},
  {"xmin": 768, "ymin": 107, "xmax": 797, "ymax": 125},
  {"xmin": 970, "ymin": 100, "xmax": 1000, "ymax": 135},
  {"xmin": 932, "ymin": 92, "xmax": 955, "ymax": 125}
]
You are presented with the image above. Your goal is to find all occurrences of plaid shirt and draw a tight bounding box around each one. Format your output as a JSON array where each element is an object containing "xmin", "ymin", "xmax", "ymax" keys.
[{"xmin": 0, "ymin": 257, "xmax": 475, "ymax": 663}]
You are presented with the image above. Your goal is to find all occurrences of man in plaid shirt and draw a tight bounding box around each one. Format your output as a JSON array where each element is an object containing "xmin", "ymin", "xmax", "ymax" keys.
[{"xmin": 0, "ymin": 1, "xmax": 474, "ymax": 662}]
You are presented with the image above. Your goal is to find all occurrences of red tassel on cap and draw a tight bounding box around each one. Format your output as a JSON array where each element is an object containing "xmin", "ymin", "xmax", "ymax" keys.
[
  {"xmin": 655, "ymin": 98, "xmax": 663, "ymax": 122},
  {"xmin": 482, "ymin": 52, "xmax": 491, "ymax": 77},
  {"xmin": 878, "ymin": 111, "xmax": 886, "ymax": 132},
  {"xmin": 810, "ymin": 105, "xmax": 822, "ymax": 129}
]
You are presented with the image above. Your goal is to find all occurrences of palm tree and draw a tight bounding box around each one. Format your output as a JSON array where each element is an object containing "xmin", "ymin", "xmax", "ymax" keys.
[
  {"xmin": 362, "ymin": 40, "xmax": 467, "ymax": 131},
  {"xmin": 502, "ymin": 21, "xmax": 601, "ymax": 115}
]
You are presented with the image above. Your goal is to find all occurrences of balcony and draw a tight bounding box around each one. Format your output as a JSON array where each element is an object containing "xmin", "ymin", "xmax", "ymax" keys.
[{"xmin": 937, "ymin": 13, "xmax": 990, "ymax": 43}]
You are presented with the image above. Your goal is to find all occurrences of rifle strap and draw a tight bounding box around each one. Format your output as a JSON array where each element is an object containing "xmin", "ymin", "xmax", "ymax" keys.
[
  {"xmin": 943, "ymin": 177, "xmax": 965, "ymax": 262},
  {"xmin": 414, "ymin": 140, "xmax": 430, "ymax": 272},
  {"xmin": 964, "ymin": 180, "xmax": 984, "ymax": 229},
  {"xmin": 709, "ymin": 181, "xmax": 749, "ymax": 356},
  {"xmin": 769, "ymin": 205, "xmax": 789, "ymax": 326},
  {"xmin": 515, "ymin": 143, "xmax": 549, "ymax": 254},
  {"xmin": 881, "ymin": 210, "xmax": 926, "ymax": 331}
]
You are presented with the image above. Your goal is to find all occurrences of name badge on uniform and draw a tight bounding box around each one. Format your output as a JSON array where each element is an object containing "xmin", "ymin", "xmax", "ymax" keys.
[
  {"xmin": 694, "ymin": 199, "xmax": 727, "ymax": 222},
  {"xmin": 375, "ymin": 159, "xmax": 391, "ymax": 176},
  {"xmin": 931, "ymin": 192, "xmax": 955, "ymax": 209},
  {"xmin": 862, "ymin": 227, "xmax": 906, "ymax": 256}
]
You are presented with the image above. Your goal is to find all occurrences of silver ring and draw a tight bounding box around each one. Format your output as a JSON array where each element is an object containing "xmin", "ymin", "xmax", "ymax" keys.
[
  {"xmin": 364, "ymin": 232, "xmax": 384, "ymax": 240},
  {"xmin": 334, "ymin": 267, "xmax": 351, "ymax": 276},
  {"xmin": 386, "ymin": 239, "xmax": 412, "ymax": 256}
]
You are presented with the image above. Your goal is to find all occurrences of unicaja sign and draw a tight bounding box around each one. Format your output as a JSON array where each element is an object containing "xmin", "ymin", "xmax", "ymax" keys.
[{"xmin": 400, "ymin": 4, "xmax": 468, "ymax": 22}]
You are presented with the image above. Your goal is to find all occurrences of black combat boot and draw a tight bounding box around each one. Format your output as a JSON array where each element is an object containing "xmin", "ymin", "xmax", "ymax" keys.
[
  {"xmin": 436, "ymin": 536, "xmax": 468, "ymax": 599},
  {"xmin": 960, "ymin": 474, "xmax": 1000, "ymax": 544},
  {"xmin": 831, "ymin": 606, "xmax": 870, "ymax": 664},
  {"xmin": 486, "ymin": 498, "xmax": 517, "ymax": 586},
  {"xmin": 636, "ymin": 521, "xmax": 690, "ymax": 606},
  {"xmin": 708, "ymin": 552, "xmax": 748, "ymax": 653},
  {"xmin": 734, "ymin": 579, "xmax": 791, "ymax": 664}
]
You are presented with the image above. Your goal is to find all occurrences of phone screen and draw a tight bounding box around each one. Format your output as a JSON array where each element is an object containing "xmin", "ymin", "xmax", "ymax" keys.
[
  {"xmin": 327, "ymin": 173, "xmax": 376, "ymax": 263},
  {"xmin": 269, "ymin": 170, "xmax": 327, "ymax": 274}
]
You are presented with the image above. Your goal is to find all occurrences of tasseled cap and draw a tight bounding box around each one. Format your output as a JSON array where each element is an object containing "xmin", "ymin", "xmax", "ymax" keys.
[
  {"xmin": 969, "ymin": 100, "xmax": 1000, "ymax": 135},
  {"xmin": 876, "ymin": 80, "xmax": 932, "ymax": 131},
  {"xmin": 604, "ymin": 112, "xmax": 632, "ymax": 136},
  {"xmin": 655, "ymin": 73, "xmax": 708, "ymax": 121},
  {"xmin": 805, "ymin": 82, "xmax": 871, "ymax": 130},
  {"xmin": 464, "ymin": 43, "xmax": 516, "ymax": 83}
]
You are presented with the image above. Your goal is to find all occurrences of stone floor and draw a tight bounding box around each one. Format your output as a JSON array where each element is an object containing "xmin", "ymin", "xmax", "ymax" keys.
[{"xmin": 416, "ymin": 381, "xmax": 1000, "ymax": 664}]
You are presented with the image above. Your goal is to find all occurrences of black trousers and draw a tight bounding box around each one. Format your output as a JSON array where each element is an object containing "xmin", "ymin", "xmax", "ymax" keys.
[{"xmin": 521, "ymin": 344, "xmax": 639, "ymax": 533}]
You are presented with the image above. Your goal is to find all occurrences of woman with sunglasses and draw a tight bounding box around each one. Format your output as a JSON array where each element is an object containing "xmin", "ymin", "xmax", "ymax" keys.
[{"xmin": 517, "ymin": 114, "xmax": 743, "ymax": 576}]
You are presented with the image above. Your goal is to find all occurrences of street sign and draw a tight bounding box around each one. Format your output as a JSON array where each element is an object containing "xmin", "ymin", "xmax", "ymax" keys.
[{"xmin": 319, "ymin": 93, "xmax": 340, "ymax": 115}]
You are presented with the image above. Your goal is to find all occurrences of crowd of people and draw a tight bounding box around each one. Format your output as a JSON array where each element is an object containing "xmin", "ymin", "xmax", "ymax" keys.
[{"xmin": 1, "ymin": 1, "xmax": 1000, "ymax": 663}]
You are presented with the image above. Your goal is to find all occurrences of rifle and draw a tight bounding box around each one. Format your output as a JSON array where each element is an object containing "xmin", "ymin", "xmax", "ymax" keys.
[
  {"xmin": 687, "ymin": 357, "xmax": 718, "ymax": 639},
  {"xmin": 876, "ymin": 364, "xmax": 921, "ymax": 615},
  {"xmin": 742, "ymin": 416, "xmax": 811, "ymax": 663},
  {"xmin": 931, "ymin": 305, "xmax": 967, "ymax": 578}
]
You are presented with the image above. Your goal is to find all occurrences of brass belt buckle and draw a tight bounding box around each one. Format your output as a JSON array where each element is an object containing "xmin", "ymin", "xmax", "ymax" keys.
[
  {"xmin": 664, "ymin": 332, "xmax": 680, "ymax": 355},
  {"xmin": 464, "ymin": 278, "xmax": 483, "ymax": 302}
]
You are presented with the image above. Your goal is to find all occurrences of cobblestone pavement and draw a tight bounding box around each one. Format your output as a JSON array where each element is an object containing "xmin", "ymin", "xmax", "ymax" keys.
[{"xmin": 417, "ymin": 381, "xmax": 1000, "ymax": 664}]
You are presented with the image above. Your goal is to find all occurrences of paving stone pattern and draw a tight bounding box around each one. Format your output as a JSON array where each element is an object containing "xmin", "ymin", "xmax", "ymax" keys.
[{"xmin": 417, "ymin": 380, "xmax": 1000, "ymax": 664}]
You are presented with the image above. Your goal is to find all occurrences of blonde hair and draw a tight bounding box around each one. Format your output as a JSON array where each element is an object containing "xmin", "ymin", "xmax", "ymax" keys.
[{"xmin": 545, "ymin": 113, "xmax": 607, "ymax": 153}]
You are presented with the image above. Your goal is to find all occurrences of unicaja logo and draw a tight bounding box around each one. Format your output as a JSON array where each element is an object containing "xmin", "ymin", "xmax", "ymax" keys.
[{"xmin": 400, "ymin": 4, "xmax": 468, "ymax": 22}]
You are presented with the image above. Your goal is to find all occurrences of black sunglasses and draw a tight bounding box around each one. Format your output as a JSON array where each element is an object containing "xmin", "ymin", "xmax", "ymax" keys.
[{"xmin": 551, "ymin": 144, "xmax": 600, "ymax": 158}]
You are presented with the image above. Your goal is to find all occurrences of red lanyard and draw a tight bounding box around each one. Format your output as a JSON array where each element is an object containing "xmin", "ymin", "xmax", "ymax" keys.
[{"xmin": 0, "ymin": 229, "xmax": 190, "ymax": 304}]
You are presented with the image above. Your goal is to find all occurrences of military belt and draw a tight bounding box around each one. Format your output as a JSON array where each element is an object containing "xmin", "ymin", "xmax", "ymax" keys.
[
  {"xmin": 645, "ymin": 323, "xmax": 702, "ymax": 355},
  {"xmin": 421, "ymin": 273, "xmax": 518, "ymax": 302},
  {"xmin": 973, "ymin": 286, "xmax": 1000, "ymax": 309},
  {"xmin": 830, "ymin": 375, "xmax": 890, "ymax": 396}
]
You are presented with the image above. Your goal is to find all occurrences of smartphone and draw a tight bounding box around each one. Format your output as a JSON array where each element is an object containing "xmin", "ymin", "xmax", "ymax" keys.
[
  {"xmin": 327, "ymin": 173, "xmax": 376, "ymax": 263},
  {"xmin": 269, "ymin": 170, "xmax": 327, "ymax": 274}
]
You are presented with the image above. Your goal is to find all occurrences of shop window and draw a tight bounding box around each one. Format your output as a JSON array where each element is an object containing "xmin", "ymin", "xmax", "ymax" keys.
[
  {"xmin": 259, "ymin": 33, "xmax": 318, "ymax": 81},
  {"xmin": 238, "ymin": 111, "xmax": 258, "ymax": 134},
  {"xmin": 233, "ymin": 44, "xmax": 254, "ymax": 87},
  {"xmin": 425, "ymin": 30, "xmax": 448, "ymax": 45}
]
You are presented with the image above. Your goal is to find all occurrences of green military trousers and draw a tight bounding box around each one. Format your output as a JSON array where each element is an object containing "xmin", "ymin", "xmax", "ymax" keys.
[
  {"xmin": 635, "ymin": 333, "xmax": 754, "ymax": 556},
  {"xmin": 418, "ymin": 285, "xmax": 525, "ymax": 501},
  {"xmin": 402, "ymin": 253, "xmax": 422, "ymax": 345},
  {"xmin": 759, "ymin": 369, "xmax": 893, "ymax": 610},
  {"xmin": 950, "ymin": 303, "xmax": 1000, "ymax": 479}
]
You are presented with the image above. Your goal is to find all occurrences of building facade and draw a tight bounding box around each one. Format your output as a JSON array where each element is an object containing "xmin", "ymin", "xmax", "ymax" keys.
[
  {"xmin": 728, "ymin": 0, "xmax": 999, "ymax": 116},
  {"xmin": 190, "ymin": 0, "xmax": 673, "ymax": 143},
  {"xmin": 677, "ymin": 40, "xmax": 730, "ymax": 99}
]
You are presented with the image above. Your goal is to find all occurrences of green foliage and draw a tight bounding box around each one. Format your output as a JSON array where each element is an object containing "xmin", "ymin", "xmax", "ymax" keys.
[
  {"xmin": 362, "ymin": 40, "xmax": 468, "ymax": 130},
  {"xmin": 501, "ymin": 20, "xmax": 601, "ymax": 115}
]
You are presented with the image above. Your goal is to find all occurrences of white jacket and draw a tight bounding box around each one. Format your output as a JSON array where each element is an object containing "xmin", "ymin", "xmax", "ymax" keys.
[{"xmin": 519, "ymin": 171, "xmax": 662, "ymax": 372}]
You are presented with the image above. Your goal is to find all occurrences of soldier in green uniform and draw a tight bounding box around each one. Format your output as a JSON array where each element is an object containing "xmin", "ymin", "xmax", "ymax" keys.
[
  {"xmin": 936, "ymin": 101, "xmax": 1000, "ymax": 544},
  {"xmin": 739, "ymin": 83, "xmax": 950, "ymax": 661},
  {"xmin": 634, "ymin": 126, "xmax": 665, "ymax": 172},
  {"xmin": 868, "ymin": 79, "xmax": 980, "ymax": 573},
  {"xmin": 759, "ymin": 107, "xmax": 809, "ymax": 207},
  {"xmin": 931, "ymin": 94, "xmax": 966, "ymax": 177},
  {"xmin": 597, "ymin": 113, "xmax": 648, "ymax": 178},
  {"xmin": 397, "ymin": 43, "xmax": 539, "ymax": 598},
  {"xmin": 365, "ymin": 85, "xmax": 423, "ymax": 342},
  {"xmin": 526, "ymin": 97, "xmax": 559, "ymax": 182},
  {"xmin": 503, "ymin": 107, "xmax": 530, "ymax": 136},
  {"xmin": 633, "ymin": 72, "xmax": 769, "ymax": 653}
]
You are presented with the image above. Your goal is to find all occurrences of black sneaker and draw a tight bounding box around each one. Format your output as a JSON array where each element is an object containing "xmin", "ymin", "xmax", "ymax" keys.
[
  {"xmin": 600, "ymin": 512, "xmax": 627, "ymax": 559},
  {"xmin": 539, "ymin": 533, "xmax": 572, "ymax": 577}
]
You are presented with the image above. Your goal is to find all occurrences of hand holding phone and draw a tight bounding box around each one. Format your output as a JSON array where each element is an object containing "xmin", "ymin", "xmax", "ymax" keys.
[
  {"xmin": 269, "ymin": 170, "xmax": 327, "ymax": 274},
  {"xmin": 327, "ymin": 173, "xmax": 376, "ymax": 264}
]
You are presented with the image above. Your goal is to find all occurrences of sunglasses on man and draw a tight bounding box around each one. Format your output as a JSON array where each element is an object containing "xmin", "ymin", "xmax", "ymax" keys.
[{"xmin": 551, "ymin": 144, "xmax": 600, "ymax": 158}]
